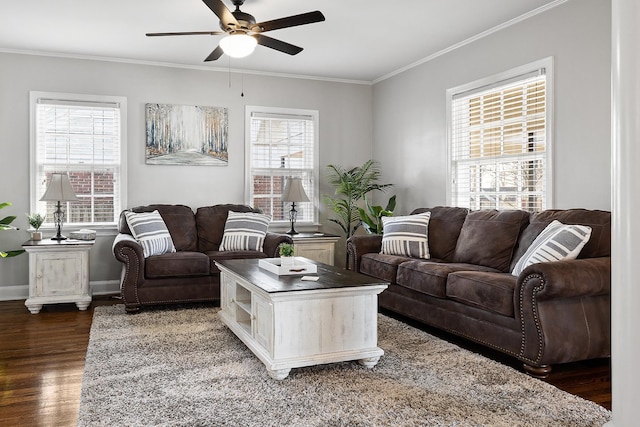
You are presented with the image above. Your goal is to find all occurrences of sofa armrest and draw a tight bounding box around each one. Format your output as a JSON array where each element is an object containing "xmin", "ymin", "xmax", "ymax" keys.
[
  {"xmin": 516, "ymin": 257, "xmax": 611, "ymax": 366},
  {"xmin": 112, "ymin": 233, "xmax": 145, "ymax": 305},
  {"xmin": 346, "ymin": 235, "xmax": 382, "ymax": 272},
  {"xmin": 263, "ymin": 233, "xmax": 293, "ymax": 258},
  {"xmin": 518, "ymin": 257, "xmax": 610, "ymax": 300}
]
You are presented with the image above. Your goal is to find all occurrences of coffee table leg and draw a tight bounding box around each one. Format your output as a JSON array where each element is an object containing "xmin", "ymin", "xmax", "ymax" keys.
[
  {"xmin": 358, "ymin": 356, "xmax": 380, "ymax": 369},
  {"xmin": 267, "ymin": 367, "xmax": 291, "ymax": 380}
]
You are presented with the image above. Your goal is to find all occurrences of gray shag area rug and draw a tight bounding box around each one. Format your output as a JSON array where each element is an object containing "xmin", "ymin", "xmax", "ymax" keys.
[{"xmin": 78, "ymin": 305, "xmax": 610, "ymax": 427}]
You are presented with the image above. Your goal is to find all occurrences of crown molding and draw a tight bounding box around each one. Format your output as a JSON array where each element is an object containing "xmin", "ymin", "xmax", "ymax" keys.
[
  {"xmin": 0, "ymin": 47, "xmax": 372, "ymax": 86},
  {"xmin": 372, "ymin": 0, "xmax": 569, "ymax": 85}
]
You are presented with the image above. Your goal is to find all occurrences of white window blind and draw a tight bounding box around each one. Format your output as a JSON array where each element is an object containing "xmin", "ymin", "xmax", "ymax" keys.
[
  {"xmin": 31, "ymin": 93, "xmax": 126, "ymax": 227},
  {"xmin": 246, "ymin": 107, "xmax": 318, "ymax": 224},
  {"xmin": 449, "ymin": 64, "xmax": 550, "ymax": 212}
]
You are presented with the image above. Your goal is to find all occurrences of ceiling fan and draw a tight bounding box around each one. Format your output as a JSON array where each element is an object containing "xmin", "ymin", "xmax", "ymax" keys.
[{"xmin": 146, "ymin": 0, "xmax": 325, "ymax": 61}]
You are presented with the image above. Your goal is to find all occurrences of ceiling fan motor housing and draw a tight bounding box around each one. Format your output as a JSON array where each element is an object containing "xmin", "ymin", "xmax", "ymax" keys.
[
  {"xmin": 219, "ymin": 0, "xmax": 257, "ymax": 33},
  {"xmin": 221, "ymin": 10, "xmax": 256, "ymax": 33}
]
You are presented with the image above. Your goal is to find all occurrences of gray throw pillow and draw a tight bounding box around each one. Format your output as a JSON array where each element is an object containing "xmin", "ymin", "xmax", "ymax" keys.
[
  {"xmin": 125, "ymin": 210, "xmax": 176, "ymax": 258},
  {"xmin": 511, "ymin": 220, "xmax": 592, "ymax": 276},
  {"xmin": 380, "ymin": 212, "xmax": 431, "ymax": 259},
  {"xmin": 219, "ymin": 211, "xmax": 271, "ymax": 252}
]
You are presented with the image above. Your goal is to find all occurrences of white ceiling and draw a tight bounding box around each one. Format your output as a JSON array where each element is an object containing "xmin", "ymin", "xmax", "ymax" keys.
[{"xmin": 0, "ymin": 0, "xmax": 561, "ymax": 83}]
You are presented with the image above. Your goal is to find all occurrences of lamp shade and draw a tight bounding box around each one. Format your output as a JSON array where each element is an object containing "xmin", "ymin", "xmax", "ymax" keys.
[
  {"xmin": 282, "ymin": 177, "xmax": 310, "ymax": 203},
  {"xmin": 40, "ymin": 173, "xmax": 78, "ymax": 202},
  {"xmin": 219, "ymin": 34, "xmax": 258, "ymax": 58}
]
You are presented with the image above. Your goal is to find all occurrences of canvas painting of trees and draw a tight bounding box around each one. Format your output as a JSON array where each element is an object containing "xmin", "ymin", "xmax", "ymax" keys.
[{"xmin": 145, "ymin": 103, "xmax": 228, "ymax": 165}]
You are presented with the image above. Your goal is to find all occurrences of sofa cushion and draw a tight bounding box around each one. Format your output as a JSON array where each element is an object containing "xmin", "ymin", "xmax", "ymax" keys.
[
  {"xmin": 205, "ymin": 250, "xmax": 268, "ymax": 274},
  {"xmin": 145, "ymin": 251, "xmax": 210, "ymax": 279},
  {"xmin": 511, "ymin": 220, "xmax": 592, "ymax": 276},
  {"xmin": 446, "ymin": 271, "xmax": 517, "ymax": 317},
  {"xmin": 396, "ymin": 260, "xmax": 501, "ymax": 299},
  {"xmin": 453, "ymin": 210, "xmax": 530, "ymax": 272},
  {"xmin": 219, "ymin": 211, "xmax": 271, "ymax": 252},
  {"xmin": 411, "ymin": 207, "xmax": 468, "ymax": 261},
  {"xmin": 121, "ymin": 204, "xmax": 198, "ymax": 252},
  {"xmin": 381, "ymin": 212, "xmax": 431, "ymax": 259},
  {"xmin": 359, "ymin": 253, "xmax": 417, "ymax": 284},
  {"xmin": 196, "ymin": 205, "xmax": 259, "ymax": 252},
  {"xmin": 125, "ymin": 210, "xmax": 176, "ymax": 258}
]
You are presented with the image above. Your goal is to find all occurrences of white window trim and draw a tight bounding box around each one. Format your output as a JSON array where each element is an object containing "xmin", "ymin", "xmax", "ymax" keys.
[
  {"xmin": 445, "ymin": 57, "xmax": 554, "ymax": 210},
  {"xmin": 29, "ymin": 91, "xmax": 128, "ymax": 233},
  {"xmin": 244, "ymin": 105, "xmax": 320, "ymax": 230}
]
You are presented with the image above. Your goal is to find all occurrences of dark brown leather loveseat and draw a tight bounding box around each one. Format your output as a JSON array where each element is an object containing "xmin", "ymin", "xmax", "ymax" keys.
[
  {"xmin": 347, "ymin": 207, "xmax": 611, "ymax": 377},
  {"xmin": 112, "ymin": 204, "xmax": 292, "ymax": 313}
]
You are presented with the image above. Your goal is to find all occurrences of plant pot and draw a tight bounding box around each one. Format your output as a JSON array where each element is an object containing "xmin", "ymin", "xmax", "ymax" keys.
[
  {"xmin": 31, "ymin": 231, "xmax": 42, "ymax": 241},
  {"xmin": 280, "ymin": 256, "xmax": 295, "ymax": 267}
]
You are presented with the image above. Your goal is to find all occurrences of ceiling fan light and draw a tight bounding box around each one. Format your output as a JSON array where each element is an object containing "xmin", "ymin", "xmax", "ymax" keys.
[{"xmin": 220, "ymin": 34, "xmax": 257, "ymax": 58}]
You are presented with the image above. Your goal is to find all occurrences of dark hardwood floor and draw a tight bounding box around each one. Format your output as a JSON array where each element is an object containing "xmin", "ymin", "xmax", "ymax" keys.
[{"xmin": 0, "ymin": 297, "xmax": 611, "ymax": 426}]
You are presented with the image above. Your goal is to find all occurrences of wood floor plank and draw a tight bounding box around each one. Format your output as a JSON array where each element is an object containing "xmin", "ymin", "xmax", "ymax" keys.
[{"xmin": 0, "ymin": 296, "xmax": 611, "ymax": 427}]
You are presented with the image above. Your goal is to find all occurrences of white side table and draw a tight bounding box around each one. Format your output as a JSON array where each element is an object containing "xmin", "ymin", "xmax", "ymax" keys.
[
  {"xmin": 23, "ymin": 239, "xmax": 94, "ymax": 314},
  {"xmin": 291, "ymin": 233, "xmax": 340, "ymax": 266}
]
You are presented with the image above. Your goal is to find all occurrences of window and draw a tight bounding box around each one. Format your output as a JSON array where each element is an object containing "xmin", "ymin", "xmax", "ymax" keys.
[
  {"xmin": 30, "ymin": 92, "xmax": 127, "ymax": 228},
  {"xmin": 447, "ymin": 58, "xmax": 553, "ymax": 212},
  {"xmin": 245, "ymin": 106, "xmax": 318, "ymax": 227}
]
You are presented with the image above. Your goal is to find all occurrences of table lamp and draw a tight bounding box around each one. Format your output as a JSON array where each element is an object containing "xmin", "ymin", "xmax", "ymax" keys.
[
  {"xmin": 40, "ymin": 173, "xmax": 78, "ymax": 240},
  {"xmin": 281, "ymin": 177, "xmax": 309, "ymax": 235}
]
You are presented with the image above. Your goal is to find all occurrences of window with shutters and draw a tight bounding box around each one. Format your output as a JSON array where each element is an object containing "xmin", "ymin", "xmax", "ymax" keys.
[
  {"xmin": 447, "ymin": 58, "xmax": 553, "ymax": 212},
  {"xmin": 245, "ymin": 106, "xmax": 319, "ymax": 227},
  {"xmin": 30, "ymin": 92, "xmax": 127, "ymax": 228}
]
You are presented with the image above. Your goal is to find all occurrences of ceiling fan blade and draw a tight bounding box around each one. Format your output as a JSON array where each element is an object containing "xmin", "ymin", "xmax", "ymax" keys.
[
  {"xmin": 146, "ymin": 31, "xmax": 224, "ymax": 37},
  {"xmin": 252, "ymin": 11, "xmax": 325, "ymax": 33},
  {"xmin": 202, "ymin": 0, "xmax": 239, "ymax": 27},
  {"xmin": 254, "ymin": 34, "xmax": 303, "ymax": 55},
  {"xmin": 204, "ymin": 45, "xmax": 224, "ymax": 61}
]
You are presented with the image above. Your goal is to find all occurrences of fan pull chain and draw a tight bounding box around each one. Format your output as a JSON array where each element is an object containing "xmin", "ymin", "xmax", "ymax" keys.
[{"xmin": 241, "ymin": 73, "xmax": 244, "ymax": 97}]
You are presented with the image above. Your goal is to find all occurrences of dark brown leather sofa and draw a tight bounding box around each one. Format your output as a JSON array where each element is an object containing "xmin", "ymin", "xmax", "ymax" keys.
[
  {"xmin": 112, "ymin": 204, "xmax": 292, "ymax": 313},
  {"xmin": 347, "ymin": 207, "xmax": 611, "ymax": 377}
]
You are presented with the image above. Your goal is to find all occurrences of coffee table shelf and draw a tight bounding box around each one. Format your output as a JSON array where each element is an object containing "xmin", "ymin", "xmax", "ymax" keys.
[{"xmin": 216, "ymin": 258, "xmax": 388, "ymax": 380}]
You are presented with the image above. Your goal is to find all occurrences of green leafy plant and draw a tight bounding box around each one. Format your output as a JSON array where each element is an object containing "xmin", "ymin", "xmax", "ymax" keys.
[
  {"xmin": 1, "ymin": 202, "xmax": 25, "ymax": 258},
  {"xmin": 323, "ymin": 159, "xmax": 392, "ymax": 239},
  {"xmin": 26, "ymin": 212, "xmax": 45, "ymax": 231},
  {"xmin": 279, "ymin": 243, "xmax": 295, "ymax": 257},
  {"xmin": 358, "ymin": 194, "xmax": 397, "ymax": 235}
]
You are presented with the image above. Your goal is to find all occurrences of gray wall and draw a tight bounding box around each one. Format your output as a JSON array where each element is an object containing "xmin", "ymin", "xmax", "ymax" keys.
[
  {"xmin": 372, "ymin": 0, "xmax": 611, "ymax": 215},
  {"xmin": 0, "ymin": 52, "xmax": 373, "ymax": 298},
  {"xmin": 0, "ymin": 0, "xmax": 613, "ymax": 299}
]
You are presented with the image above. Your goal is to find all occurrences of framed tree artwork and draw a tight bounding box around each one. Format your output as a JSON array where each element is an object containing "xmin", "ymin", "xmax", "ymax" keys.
[{"xmin": 145, "ymin": 103, "xmax": 229, "ymax": 165}]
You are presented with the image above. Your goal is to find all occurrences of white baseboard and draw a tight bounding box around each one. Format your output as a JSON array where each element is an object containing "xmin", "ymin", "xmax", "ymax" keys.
[
  {"xmin": 0, "ymin": 280, "xmax": 120, "ymax": 301},
  {"xmin": 0, "ymin": 285, "xmax": 30, "ymax": 301},
  {"xmin": 91, "ymin": 280, "xmax": 121, "ymax": 296}
]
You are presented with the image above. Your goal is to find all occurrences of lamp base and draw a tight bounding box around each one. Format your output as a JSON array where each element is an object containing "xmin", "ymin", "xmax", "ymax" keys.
[
  {"xmin": 51, "ymin": 235, "xmax": 68, "ymax": 241},
  {"xmin": 287, "ymin": 202, "xmax": 300, "ymax": 235}
]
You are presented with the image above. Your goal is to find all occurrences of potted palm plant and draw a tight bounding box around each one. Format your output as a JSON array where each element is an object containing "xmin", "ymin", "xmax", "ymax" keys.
[
  {"xmin": 323, "ymin": 160, "xmax": 393, "ymax": 238},
  {"xmin": 323, "ymin": 160, "xmax": 393, "ymax": 265},
  {"xmin": 27, "ymin": 212, "xmax": 45, "ymax": 241}
]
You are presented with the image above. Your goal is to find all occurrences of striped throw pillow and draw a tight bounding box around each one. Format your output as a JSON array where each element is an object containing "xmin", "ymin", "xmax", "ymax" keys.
[
  {"xmin": 511, "ymin": 220, "xmax": 592, "ymax": 276},
  {"xmin": 380, "ymin": 212, "xmax": 431, "ymax": 259},
  {"xmin": 124, "ymin": 210, "xmax": 176, "ymax": 258},
  {"xmin": 219, "ymin": 211, "xmax": 271, "ymax": 252}
]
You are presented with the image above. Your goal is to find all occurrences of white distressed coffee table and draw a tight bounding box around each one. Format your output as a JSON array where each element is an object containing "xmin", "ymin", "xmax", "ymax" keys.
[{"xmin": 216, "ymin": 258, "xmax": 388, "ymax": 380}]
